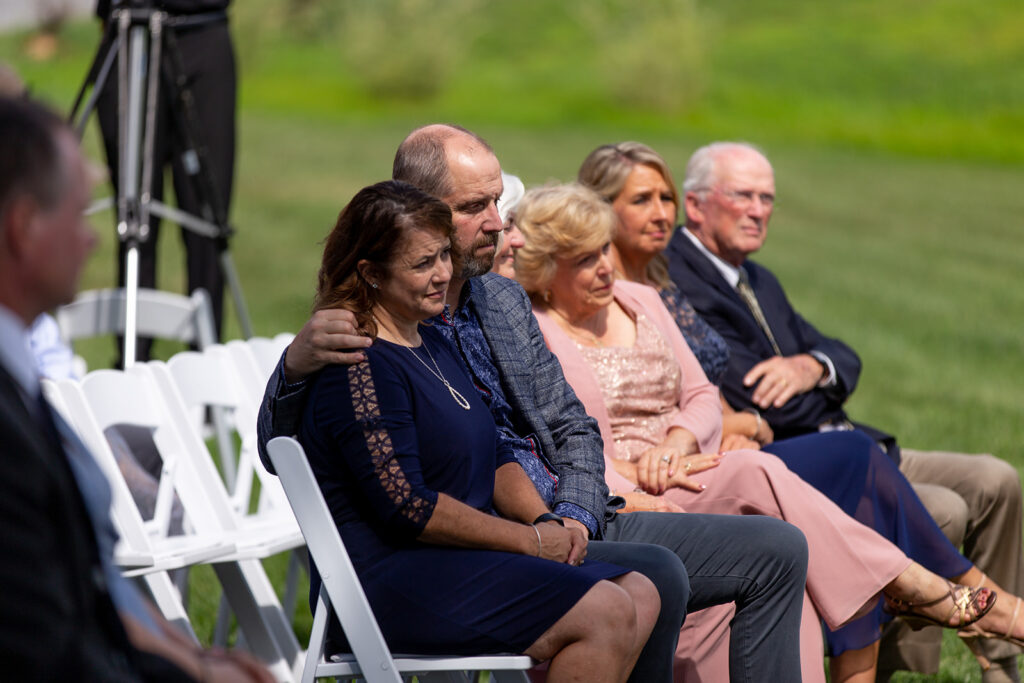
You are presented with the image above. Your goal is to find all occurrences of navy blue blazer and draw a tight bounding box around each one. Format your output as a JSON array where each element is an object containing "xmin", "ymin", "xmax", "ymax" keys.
[
  {"xmin": 665, "ymin": 228, "xmax": 864, "ymax": 442},
  {"xmin": 0, "ymin": 364, "xmax": 141, "ymax": 680}
]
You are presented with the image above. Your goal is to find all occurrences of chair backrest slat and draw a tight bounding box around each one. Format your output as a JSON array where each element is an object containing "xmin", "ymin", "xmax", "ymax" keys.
[
  {"xmin": 56, "ymin": 287, "xmax": 216, "ymax": 353},
  {"xmin": 267, "ymin": 436, "xmax": 403, "ymax": 683}
]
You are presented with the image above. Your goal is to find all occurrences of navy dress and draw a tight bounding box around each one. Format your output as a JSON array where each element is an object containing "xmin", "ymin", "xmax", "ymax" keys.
[
  {"xmin": 660, "ymin": 286, "xmax": 971, "ymax": 655},
  {"xmin": 299, "ymin": 325, "xmax": 627, "ymax": 655}
]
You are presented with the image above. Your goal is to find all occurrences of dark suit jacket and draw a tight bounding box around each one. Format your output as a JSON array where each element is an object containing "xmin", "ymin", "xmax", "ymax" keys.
[
  {"xmin": 665, "ymin": 228, "xmax": 864, "ymax": 442},
  {"xmin": 0, "ymin": 364, "xmax": 141, "ymax": 680},
  {"xmin": 257, "ymin": 273, "xmax": 617, "ymax": 536}
]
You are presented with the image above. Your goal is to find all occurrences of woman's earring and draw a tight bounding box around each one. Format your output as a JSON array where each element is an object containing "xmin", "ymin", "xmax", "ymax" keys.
[
  {"xmin": 371, "ymin": 282, "xmax": 379, "ymax": 289},
  {"xmin": 543, "ymin": 290, "xmax": 551, "ymax": 303}
]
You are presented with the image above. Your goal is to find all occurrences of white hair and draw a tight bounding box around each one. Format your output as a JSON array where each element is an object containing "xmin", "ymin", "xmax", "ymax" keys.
[
  {"xmin": 682, "ymin": 141, "xmax": 770, "ymax": 194},
  {"xmin": 498, "ymin": 172, "xmax": 525, "ymax": 224}
]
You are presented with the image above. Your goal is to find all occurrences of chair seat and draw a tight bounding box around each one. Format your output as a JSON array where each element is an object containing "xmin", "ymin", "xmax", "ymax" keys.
[
  {"xmin": 122, "ymin": 535, "xmax": 236, "ymax": 578},
  {"xmin": 318, "ymin": 653, "xmax": 535, "ymax": 678},
  {"xmin": 212, "ymin": 524, "xmax": 305, "ymax": 563}
]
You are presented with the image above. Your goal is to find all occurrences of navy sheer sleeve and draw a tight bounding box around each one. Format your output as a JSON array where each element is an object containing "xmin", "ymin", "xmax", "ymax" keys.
[
  {"xmin": 659, "ymin": 285, "xmax": 731, "ymax": 387},
  {"xmin": 304, "ymin": 355, "xmax": 439, "ymax": 539}
]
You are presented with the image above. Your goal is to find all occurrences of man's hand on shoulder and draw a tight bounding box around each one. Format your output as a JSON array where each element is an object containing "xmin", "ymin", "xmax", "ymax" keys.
[
  {"xmin": 743, "ymin": 354, "xmax": 825, "ymax": 410},
  {"xmin": 283, "ymin": 309, "xmax": 372, "ymax": 384}
]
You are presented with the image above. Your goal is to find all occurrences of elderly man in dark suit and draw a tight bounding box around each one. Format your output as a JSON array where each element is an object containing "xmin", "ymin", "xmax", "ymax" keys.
[
  {"xmin": 0, "ymin": 96, "xmax": 270, "ymax": 681},
  {"xmin": 665, "ymin": 140, "xmax": 1024, "ymax": 683},
  {"xmin": 257, "ymin": 124, "xmax": 811, "ymax": 683}
]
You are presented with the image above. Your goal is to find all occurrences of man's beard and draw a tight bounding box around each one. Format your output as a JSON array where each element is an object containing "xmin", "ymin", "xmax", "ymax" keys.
[{"xmin": 458, "ymin": 232, "xmax": 500, "ymax": 279}]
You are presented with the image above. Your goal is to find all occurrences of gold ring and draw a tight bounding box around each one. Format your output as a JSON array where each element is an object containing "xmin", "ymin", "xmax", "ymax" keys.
[{"xmin": 684, "ymin": 462, "xmax": 691, "ymax": 473}]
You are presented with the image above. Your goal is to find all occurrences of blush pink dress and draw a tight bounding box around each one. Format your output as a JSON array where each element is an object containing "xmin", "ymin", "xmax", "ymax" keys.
[{"xmin": 536, "ymin": 280, "xmax": 912, "ymax": 683}]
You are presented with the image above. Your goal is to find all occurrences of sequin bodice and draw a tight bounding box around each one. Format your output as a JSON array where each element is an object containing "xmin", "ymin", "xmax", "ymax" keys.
[{"xmin": 578, "ymin": 314, "xmax": 681, "ymax": 462}]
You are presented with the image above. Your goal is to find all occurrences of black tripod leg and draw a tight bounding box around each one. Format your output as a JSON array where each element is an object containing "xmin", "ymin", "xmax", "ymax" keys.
[{"xmin": 69, "ymin": 19, "xmax": 119, "ymax": 136}]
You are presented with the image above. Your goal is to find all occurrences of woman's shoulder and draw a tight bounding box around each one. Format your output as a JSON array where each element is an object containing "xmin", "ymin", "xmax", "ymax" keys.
[
  {"xmin": 308, "ymin": 341, "xmax": 408, "ymax": 397},
  {"xmin": 614, "ymin": 279, "xmax": 665, "ymax": 314}
]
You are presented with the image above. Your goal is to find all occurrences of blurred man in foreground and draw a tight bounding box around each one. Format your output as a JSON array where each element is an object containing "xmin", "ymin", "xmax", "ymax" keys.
[{"xmin": 0, "ymin": 95, "xmax": 271, "ymax": 682}]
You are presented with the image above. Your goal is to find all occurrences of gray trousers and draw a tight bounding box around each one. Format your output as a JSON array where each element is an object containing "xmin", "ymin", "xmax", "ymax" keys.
[
  {"xmin": 605, "ymin": 511, "xmax": 808, "ymax": 683},
  {"xmin": 586, "ymin": 540, "xmax": 688, "ymax": 683},
  {"xmin": 878, "ymin": 449, "xmax": 1024, "ymax": 678}
]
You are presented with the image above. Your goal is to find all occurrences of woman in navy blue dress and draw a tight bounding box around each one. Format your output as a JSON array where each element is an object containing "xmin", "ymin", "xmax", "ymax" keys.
[{"xmin": 297, "ymin": 180, "xmax": 657, "ymax": 682}]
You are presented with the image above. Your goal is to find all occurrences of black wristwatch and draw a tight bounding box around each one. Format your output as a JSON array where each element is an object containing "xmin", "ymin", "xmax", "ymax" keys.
[{"xmin": 533, "ymin": 512, "xmax": 565, "ymax": 526}]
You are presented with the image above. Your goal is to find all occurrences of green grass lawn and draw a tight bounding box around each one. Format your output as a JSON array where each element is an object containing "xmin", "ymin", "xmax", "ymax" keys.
[{"xmin": 3, "ymin": 1, "xmax": 1023, "ymax": 679}]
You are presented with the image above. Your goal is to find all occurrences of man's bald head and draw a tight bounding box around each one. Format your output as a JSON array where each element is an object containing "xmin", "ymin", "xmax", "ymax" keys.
[
  {"xmin": 393, "ymin": 124, "xmax": 504, "ymax": 281},
  {"xmin": 392, "ymin": 123, "xmax": 494, "ymax": 199}
]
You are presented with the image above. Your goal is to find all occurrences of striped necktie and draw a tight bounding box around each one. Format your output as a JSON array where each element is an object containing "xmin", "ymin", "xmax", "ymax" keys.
[{"xmin": 736, "ymin": 268, "xmax": 782, "ymax": 356}]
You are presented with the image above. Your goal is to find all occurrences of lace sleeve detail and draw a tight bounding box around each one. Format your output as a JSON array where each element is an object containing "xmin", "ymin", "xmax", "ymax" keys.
[
  {"xmin": 660, "ymin": 286, "xmax": 730, "ymax": 387},
  {"xmin": 348, "ymin": 362, "xmax": 436, "ymax": 529}
]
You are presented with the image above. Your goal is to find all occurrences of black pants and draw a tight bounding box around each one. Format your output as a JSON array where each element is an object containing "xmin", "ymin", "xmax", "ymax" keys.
[{"xmin": 97, "ymin": 17, "xmax": 236, "ymax": 361}]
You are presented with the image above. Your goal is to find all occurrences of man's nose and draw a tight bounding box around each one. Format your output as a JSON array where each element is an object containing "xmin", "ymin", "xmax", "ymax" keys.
[
  {"xmin": 748, "ymin": 197, "xmax": 770, "ymax": 218},
  {"xmin": 483, "ymin": 201, "xmax": 502, "ymax": 231}
]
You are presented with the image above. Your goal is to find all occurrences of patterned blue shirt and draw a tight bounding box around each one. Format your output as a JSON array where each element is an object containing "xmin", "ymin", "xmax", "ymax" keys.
[{"xmin": 431, "ymin": 287, "xmax": 599, "ymax": 536}]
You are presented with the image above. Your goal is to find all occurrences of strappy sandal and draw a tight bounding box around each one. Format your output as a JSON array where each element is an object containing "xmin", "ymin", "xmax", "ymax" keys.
[
  {"xmin": 883, "ymin": 579, "xmax": 995, "ymax": 631},
  {"xmin": 957, "ymin": 575, "xmax": 1024, "ymax": 671}
]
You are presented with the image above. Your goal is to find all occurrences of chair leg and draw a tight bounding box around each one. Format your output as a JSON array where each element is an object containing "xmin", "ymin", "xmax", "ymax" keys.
[
  {"xmin": 140, "ymin": 571, "xmax": 199, "ymax": 643},
  {"xmin": 210, "ymin": 405, "xmax": 237, "ymax": 493},
  {"xmin": 213, "ymin": 594, "xmax": 233, "ymax": 647},
  {"xmin": 283, "ymin": 548, "xmax": 309, "ymax": 622},
  {"xmin": 302, "ymin": 589, "xmax": 330, "ymax": 683},
  {"xmin": 213, "ymin": 559, "xmax": 301, "ymax": 682}
]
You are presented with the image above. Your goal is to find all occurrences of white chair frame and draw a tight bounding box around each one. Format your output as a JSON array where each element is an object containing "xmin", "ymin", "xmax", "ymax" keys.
[
  {"xmin": 68, "ymin": 366, "xmax": 304, "ymax": 681},
  {"xmin": 266, "ymin": 436, "xmax": 532, "ymax": 683},
  {"xmin": 43, "ymin": 377, "xmax": 234, "ymax": 643},
  {"xmin": 162, "ymin": 347, "xmax": 308, "ymax": 647},
  {"xmin": 55, "ymin": 287, "xmax": 217, "ymax": 350},
  {"xmin": 55, "ymin": 286, "xmax": 238, "ymax": 488}
]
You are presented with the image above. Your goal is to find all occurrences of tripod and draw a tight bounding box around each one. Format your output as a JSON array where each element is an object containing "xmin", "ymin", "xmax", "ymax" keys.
[{"xmin": 69, "ymin": 3, "xmax": 253, "ymax": 367}]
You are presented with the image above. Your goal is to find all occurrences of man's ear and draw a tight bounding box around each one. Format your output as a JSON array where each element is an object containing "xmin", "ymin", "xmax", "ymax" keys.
[
  {"xmin": 683, "ymin": 191, "xmax": 705, "ymax": 227},
  {"xmin": 1, "ymin": 195, "xmax": 39, "ymax": 259}
]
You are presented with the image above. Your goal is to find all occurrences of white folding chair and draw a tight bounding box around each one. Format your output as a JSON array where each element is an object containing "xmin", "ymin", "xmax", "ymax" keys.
[
  {"xmin": 55, "ymin": 287, "xmax": 217, "ymax": 351},
  {"xmin": 43, "ymin": 377, "xmax": 235, "ymax": 642},
  {"xmin": 224, "ymin": 338, "xmax": 268, "ymax": 398},
  {"xmin": 266, "ymin": 436, "xmax": 533, "ymax": 683},
  {"xmin": 54, "ymin": 286, "xmax": 238, "ymax": 486},
  {"xmin": 162, "ymin": 347, "xmax": 309, "ymax": 645},
  {"xmin": 75, "ymin": 366, "xmax": 304, "ymax": 681},
  {"xmin": 246, "ymin": 334, "xmax": 295, "ymax": 380},
  {"xmin": 214, "ymin": 338, "xmax": 314, "ymax": 629}
]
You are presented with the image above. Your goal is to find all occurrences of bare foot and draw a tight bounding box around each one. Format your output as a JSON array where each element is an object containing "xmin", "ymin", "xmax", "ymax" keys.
[{"xmin": 950, "ymin": 570, "xmax": 1024, "ymax": 641}]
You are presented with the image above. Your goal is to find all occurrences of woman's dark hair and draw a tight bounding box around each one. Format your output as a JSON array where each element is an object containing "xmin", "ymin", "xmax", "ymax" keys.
[{"xmin": 315, "ymin": 180, "xmax": 456, "ymax": 338}]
